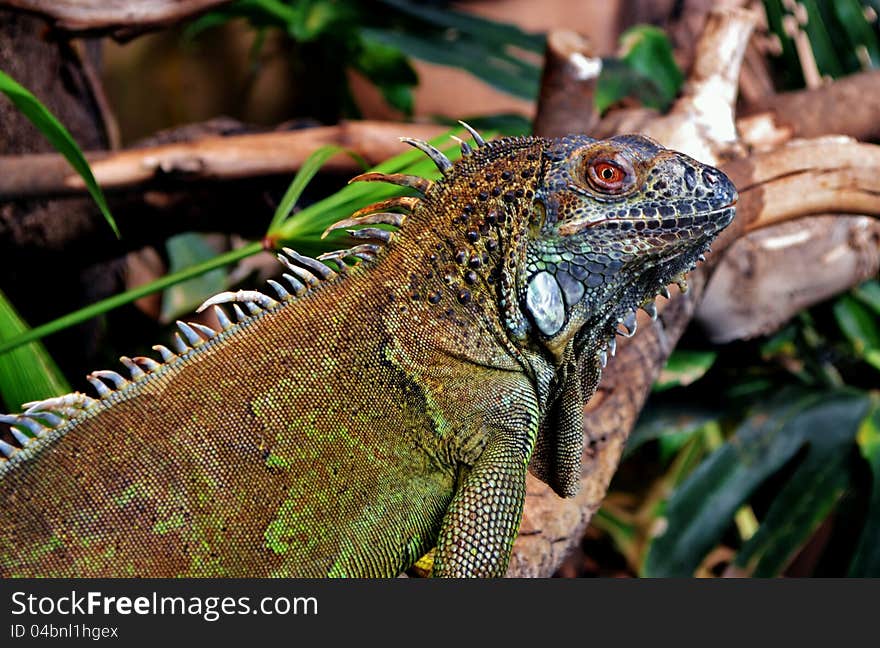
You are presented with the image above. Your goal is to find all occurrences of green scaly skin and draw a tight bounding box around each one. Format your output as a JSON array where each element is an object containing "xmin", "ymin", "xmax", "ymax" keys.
[{"xmin": 0, "ymin": 130, "xmax": 736, "ymax": 577}]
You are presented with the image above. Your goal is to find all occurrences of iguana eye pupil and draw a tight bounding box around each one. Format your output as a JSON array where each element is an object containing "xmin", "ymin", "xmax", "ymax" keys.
[
  {"xmin": 594, "ymin": 163, "xmax": 621, "ymax": 183},
  {"xmin": 586, "ymin": 158, "xmax": 630, "ymax": 193}
]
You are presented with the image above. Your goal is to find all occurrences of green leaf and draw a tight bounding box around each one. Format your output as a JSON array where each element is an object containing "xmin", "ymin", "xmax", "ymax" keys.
[
  {"xmin": 762, "ymin": 0, "xmax": 805, "ymax": 89},
  {"xmin": 354, "ymin": 36, "xmax": 417, "ymax": 85},
  {"xmin": 0, "ymin": 244, "xmax": 261, "ymax": 359},
  {"xmin": 596, "ymin": 25, "xmax": 683, "ymax": 113},
  {"xmin": 834, "ymin": 295, "xmax": 880, "ymax": 355},
  {"xmin": 274, "ymin": 128, "xmax": 466, "ymax": 245},
  {"xmin": 732, "ymin": 393, "xmax": 867, "ymax": 576},
  {"xmin": 849, "ymin": 398, "xmax": 880, "ymax": 576},
  {"xmin": 377, "ymin": 0, "xmax": 546, "ymax": 53},
  {"xmin": 0, "ymin": 69, "xmax": 119, "ymax": 238},
  {"xmin": 160, "ymin": 234, "xmax": 229, "ymax": 323},
  {"xmin": 283, "ymin": 0, "xmax": 353, "ymax": 41},
  {"xmin": 353, "ymin": 38, "xmax": 418, "ymax": 114},
  {"xmin": 625, "ymin": 404, "xmax": 717, "ymax": 460},
  {"xmin": 363, "ymin": 28, "xmax": 540, "ymax": 100},
  {"xmin": 595, "ymin": 58, "xmax": 671, "ymax": 113},
  {"xmin": 852, "ymin": 280, "xmax": 880, "ymax": 316},
  {"xmin": 267, "ymin": 145, "xmax": 351, "ymax": 234},
  {"xmin": 643, "ymin": 389, "xmax": 864, "ymax": 576},
  {"xmin": 866, "ymin": 349, "xmax": 880, "ymax": 373},
  {"xmin": 653, "ymin": 350, "xmax": 717, "ymax": 392},
  {"xmin": 378, "ymin": 83, "xmax": 414, "ymax": 116},
  {"xmin": 619, "ymin": 25, "xmax": 683, "ymax": 104},
  {"xmin": 831, "ymin": 0, "xmax": 880, "ymax": 68},
  {"xmin": 799, "ymin": 0, "xmax": 845, "ymax": 78},
  {"xmin": 0, "ymin": 289, "xmax": 70, "ymax": 412}
]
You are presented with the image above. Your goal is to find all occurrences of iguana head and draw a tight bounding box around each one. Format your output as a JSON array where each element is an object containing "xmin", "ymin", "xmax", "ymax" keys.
[{"xmin": 518, "ymin": 133, "xmax": 736, "ymax": 361}]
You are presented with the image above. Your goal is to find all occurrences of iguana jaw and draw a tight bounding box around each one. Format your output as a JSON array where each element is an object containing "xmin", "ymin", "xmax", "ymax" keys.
[{"xmin": 559, "ymin": 203, "xmax": 735, "ymax": 235}]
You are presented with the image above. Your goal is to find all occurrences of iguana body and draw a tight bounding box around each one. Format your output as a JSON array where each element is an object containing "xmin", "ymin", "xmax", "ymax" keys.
[{"xmin": 0, "ymin": 128, "xmax": 736, "ymax": 577}]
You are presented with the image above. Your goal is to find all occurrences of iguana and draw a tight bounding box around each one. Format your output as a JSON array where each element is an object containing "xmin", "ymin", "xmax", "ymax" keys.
[{"xmin": 0, "ymin": 126, "xmax": 736, "ymax": 577}]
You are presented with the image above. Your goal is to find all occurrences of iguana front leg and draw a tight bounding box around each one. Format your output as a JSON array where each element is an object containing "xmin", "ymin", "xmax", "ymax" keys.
[{"xmin": 432, "ymin": 418, "xmax": 538, "ymax": 577}]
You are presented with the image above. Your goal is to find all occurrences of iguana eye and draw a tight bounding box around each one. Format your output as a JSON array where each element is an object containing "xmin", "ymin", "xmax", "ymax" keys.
[{"xmin": 585, "ymin": 157, "xmax": 633, "ymax": 194}]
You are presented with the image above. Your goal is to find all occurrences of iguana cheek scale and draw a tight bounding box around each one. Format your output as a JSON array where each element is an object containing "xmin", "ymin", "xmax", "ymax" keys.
[{"xmin": 0, "ymin": 125, "xmax": 736, "ymax": 577}]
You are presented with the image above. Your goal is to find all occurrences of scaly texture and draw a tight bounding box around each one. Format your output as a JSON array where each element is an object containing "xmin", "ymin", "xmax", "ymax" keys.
[{"xmin": 0, "ymin": 128, "xmax": 736, "ymax": 577}]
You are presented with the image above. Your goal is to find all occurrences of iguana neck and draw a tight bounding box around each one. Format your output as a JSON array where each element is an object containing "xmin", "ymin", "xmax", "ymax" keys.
[{"xmin": 390, "ymin": 136, "xmax": 548, "ymax": 367}]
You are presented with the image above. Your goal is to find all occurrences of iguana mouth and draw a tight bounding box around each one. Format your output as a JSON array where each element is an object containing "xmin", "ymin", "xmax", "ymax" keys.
[{"xmin": 561, "ymin": 199, "xmax": 737, "ymax": 235}]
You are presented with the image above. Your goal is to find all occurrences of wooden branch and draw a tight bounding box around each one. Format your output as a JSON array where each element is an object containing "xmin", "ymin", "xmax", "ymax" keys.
[
  {"xmin": 533, "ymin": 30, "xmax": 601, "ymax": 139},
  {"xmin": 0, "ymin": 1, "xmax": 232, "ymax": 36},
  {"xmin": 740, "ymin": 70, "xmax": 880, "ymax": 143},
  {"xmin": 0, "ymin": 121, "xmax": 449, "ymax": 200},
  {"xmin": 717, "ymin": 137, "xmax": 880, "ymax": 247},
  {"xmin": 697, "ymin": 215, "xmax": 880, "ymax": 342},
  {"xmin": 635, "ymin": 6, "xmax": 759, "ymax": 163}
]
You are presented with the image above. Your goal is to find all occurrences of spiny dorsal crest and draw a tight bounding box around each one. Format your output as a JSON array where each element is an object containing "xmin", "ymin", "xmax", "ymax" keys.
[{"xmin": 0, "ymin": 123, "xmax": 491, "ymax": 464}]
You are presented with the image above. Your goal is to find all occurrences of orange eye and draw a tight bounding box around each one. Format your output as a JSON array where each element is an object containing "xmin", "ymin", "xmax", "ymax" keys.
[{"xmin": 587, "ymin": 159, "xmax": 628, "ymax": 192}]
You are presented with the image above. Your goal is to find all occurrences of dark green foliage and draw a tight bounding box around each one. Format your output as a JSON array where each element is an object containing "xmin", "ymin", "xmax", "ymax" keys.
[
  {"xmin": 595, "ymin": 26, "xmax": 684, "ymax": 113},
  {"xmin": 762, "ymin": 0, "xmax": 880, "ymax": 88},
  {"xmin": 644, "ymin": 390, "xmax": 870, "ymax": 576},
  {"xmin": 187, "ymin": 0, "xmax": 544, "ymax": 119},
  {"xmin": 0, "ymin": 290, "xmax": 70, "ymax": 412}
]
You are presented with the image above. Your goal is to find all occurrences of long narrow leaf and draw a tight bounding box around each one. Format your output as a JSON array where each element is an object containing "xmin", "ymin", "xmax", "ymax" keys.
[
  {"xmin": 274, "ymin": 128, "xmax": 467, "ymax": 243},
  {"xmin": 363, "ymin": 29, "xmax": 540, "ymax": 100},
  {"xmin": 849, "ymin": 399, "xmax": 880, "ymax": 576},
  {"xmin": 0, "ymin": 289, "xmax": 70, "ymax": 412},
  {"xmin": 268, "ymin": 145, "xmax": 351, "ymax": 233},
  {"xmin": 732, "ymin": 393, "xmax": 867, "ymax": 576},
  {"xmin": 0, "ymin": 244, "xmax": 261, "ymax": 357},
  {"xmin": 378, "ymin": 0, "xmax": 546, "ymax": 53},
  {"xmin": 643, "ymin": 389, "xmax": 861, "ymax": 576},
  {"xmin": 0, "ymin": 70, "xmax": 119, "ymax": 238},
  {"xmin": 831, "ymin": 0, "xmax": 880, "ymax": 68}
]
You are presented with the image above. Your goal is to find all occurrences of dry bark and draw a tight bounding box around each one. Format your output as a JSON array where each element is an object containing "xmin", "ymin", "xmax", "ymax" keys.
[
  {"xmin": 698, "ymin": 215, "xmax": 880, "ymax": 343},
  {"xmin": 740, "ymin": 70, "xmax": 880, "ymax": 143},
  {"xmin": 533, "ymin": 30, "xmax": 601, "ymax": 138},
  {"xmin": 0, "ymin": 121, "xmax": 450, "ymax": 201},
  {"xmin": 0, "ymin": 0, "xmax": 232, "ymax": 37}
]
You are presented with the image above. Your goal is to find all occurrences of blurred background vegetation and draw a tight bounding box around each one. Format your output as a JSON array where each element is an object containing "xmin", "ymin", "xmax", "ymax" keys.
[{"xmin": 0, "ymin": 0, "xmax": 878, "ymax": 577}]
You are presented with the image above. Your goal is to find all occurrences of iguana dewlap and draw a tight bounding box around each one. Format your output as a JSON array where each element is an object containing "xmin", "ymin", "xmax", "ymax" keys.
[{"xmin": 0, "ymin": 127, "xmax": 736, "ymax": 577}]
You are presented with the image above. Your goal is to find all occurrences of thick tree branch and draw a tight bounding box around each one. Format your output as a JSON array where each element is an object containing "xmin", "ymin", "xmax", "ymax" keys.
[
  {"xmin": 533, "ymin": 30, "xmax": 601, "ymax": 138},
  {"xmin": 0, "ymin": 121, "xmax": 449, "ymax": 201},
  {"xmin": 741, "ymin": 70, "xmax": 880, "ymax": 143},
  {"xmin": 0, "ymin": 1, "xmax": 232, "ymax": 36},
  {"xmin": 697, "ymin": 215, "xmax": 880, "ymax": 342}
]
